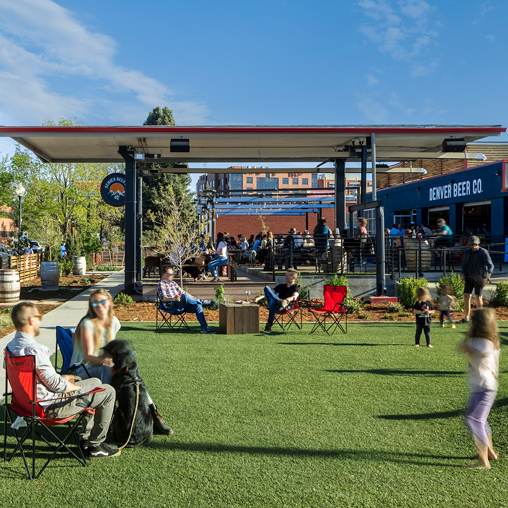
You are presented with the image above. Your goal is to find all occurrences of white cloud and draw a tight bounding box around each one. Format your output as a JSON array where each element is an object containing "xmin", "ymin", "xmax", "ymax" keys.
[
  {"xmin": 485, "ymin": 34, "xmax": 496, "ymax": 42},
  {"xmin": 357, "ymin": 0, "xmax": 437, "ymax": 64},
  {"xmin": 356, "ymin": 95, "xmax": 389, "ymax": 123},
  {"xmin": 366, "ymin": 74, "xmax": 379, "ymax": 85},
  {"xmin": 0, "ymin": 0, "xmax": 209, "ymax": 131}
]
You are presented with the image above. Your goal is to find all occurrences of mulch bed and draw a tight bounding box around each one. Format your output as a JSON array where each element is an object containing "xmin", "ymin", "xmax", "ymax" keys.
[
  {"xmin": 0, "ymin": 303, "xmax": 63, "ymax": 338},
  {"xmin": 20, "ymin": 274, "xmax": 108, "ymax": 301},
  {"xmin": 113, "ymin": 300, "xmax": 508, "ymax": 322}
]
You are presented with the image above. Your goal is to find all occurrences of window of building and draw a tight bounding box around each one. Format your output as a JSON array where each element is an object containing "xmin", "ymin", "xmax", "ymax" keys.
[
  {"xmin": 302, "ymin": 178, "xmax": 308, "ymax": 185},
  {"xmin": 292, "ymin": 178, "xmax": 298, "ymax": 185},
  {"xmin": 246, "ymin": 187, "xmax": 253, "ymax": 190},
  {"xmin": 266, "ymin": 173, "xmax": 270, "ymax": 178},
  {"xmin": 282, "ymin": 178, "xmax": 289, "ymax": 185},
  {"xmin": 246, "ymin": 177, "xmax": 253, "ymax": 184},
  {"xmin": 363, "ymin": 209, "xmax": 375, "ymax": 235}
]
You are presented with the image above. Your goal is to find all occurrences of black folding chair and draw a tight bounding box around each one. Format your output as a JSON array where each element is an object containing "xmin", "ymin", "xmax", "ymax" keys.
[
  {"xmin": 273, "ymin": 299, "xmax": 303, "ymax": 331},
  {"xmin": 156, "ymin": 298, "xmax": 189, "ymax": 331}
]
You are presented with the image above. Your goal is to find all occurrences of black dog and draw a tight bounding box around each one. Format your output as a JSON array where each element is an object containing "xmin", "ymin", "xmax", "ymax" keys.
[{"xmin": 102, "ymin": 340, "xmax": 153, "ymax": 447}]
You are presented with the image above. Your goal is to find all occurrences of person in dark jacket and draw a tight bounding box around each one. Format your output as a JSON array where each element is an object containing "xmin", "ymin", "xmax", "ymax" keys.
[{"xmin": 461, "ymin": 236, "xmax": 495, "ymax": 322}]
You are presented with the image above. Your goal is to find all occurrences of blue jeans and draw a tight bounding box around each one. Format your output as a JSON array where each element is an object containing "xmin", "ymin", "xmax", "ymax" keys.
[
  {"xmin": 73, "ymin": 363, "xmax": 113, "ymax": 384},
  {"xmin": 163, "ymin": 293, "xmax": 207, "ymax": 328},
  {"xmin": 264, "ymin": 286, "xmax": 280, "ymax": 326},
  {"xmin": 209, "ymin": 256, "xmax": 228, "ymax": 277}
]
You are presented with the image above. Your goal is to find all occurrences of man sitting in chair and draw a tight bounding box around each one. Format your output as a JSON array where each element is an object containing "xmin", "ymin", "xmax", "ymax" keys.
[
  {"xmin": 254, "ymin": 268, "xmax": 301, "ymax": 334},
  {"xmin": 5, "ymin": 302, "xmax": 120, "ymax": 458},
  {"xmin": 157, "ymin": 267, "xmax": 216, "ymax": 334}
]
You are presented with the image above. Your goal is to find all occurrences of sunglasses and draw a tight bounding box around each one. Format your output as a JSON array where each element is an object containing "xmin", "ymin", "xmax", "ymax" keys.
[
  {"xmin": 91, "ymin": 299, "xmax": 109, "ymax": 308},
  {"xmin": 32, "ymin": 314, "xmax": 43, "ymax": 321}
]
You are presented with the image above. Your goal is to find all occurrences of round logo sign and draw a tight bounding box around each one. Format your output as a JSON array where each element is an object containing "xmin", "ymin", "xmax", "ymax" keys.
[{"xmin": 100, "ymin": 173, "xmax": 126, "ymax": 207}]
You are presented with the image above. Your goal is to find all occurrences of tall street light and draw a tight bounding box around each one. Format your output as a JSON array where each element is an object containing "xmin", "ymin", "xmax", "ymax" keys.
[{"xmin": 15, "ymin": 183, "xmax": 26, "ymax": 243}]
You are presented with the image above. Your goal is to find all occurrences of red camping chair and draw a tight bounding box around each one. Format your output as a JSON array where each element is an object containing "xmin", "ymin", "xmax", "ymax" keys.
[
  {"xmin": 3, "ymin": 350, "xmax": 104, "ymax": 479},
  {"xmin": 273, "ymin": 298, "xmax": 303, "ymax": 331},
  {"xmin": 310, "ymin": 285, "xmax": 348, "ymax": 335}
]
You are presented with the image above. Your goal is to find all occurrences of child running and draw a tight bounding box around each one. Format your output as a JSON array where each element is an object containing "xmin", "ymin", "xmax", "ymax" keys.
[
  {"xmin": 437, "ymin": 284, "xmax": 457, "ymax": 328},
  {"xmin": 412, "ymin": 287, "xmax": 433, "ymax": 348},
  {"xmin": 458, "ymin": 308, "xmax": 500, "ymax": 469}
]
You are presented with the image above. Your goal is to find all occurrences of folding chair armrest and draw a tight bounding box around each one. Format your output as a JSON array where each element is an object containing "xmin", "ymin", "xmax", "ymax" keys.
[{"xmin": 33, "ymin": 386, "xmax": 105, "ymax": 404}]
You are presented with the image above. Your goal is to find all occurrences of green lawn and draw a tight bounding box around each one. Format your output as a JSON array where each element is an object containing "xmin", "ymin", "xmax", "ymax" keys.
[{"xmin": 3, "ymin": 322, "xmax": 508, "ymax": 507}]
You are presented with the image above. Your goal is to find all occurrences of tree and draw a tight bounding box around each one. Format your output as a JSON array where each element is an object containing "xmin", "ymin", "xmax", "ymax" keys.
[
  {"xmin": 145, "ymin": 187, "xmax": 200, "ymax": 287},
  {"xmin": 142, "ymin": 107, "xmax": 194, "ymax": 234},
  {"xmin": 0, "ymin": 119, "xmax": 124, "ymax": 257}
]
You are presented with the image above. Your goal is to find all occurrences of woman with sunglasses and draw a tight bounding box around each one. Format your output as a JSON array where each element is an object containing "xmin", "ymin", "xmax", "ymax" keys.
[{"xmin": 69, "ymin": 288, "xmax": 172, "ymax": 435}]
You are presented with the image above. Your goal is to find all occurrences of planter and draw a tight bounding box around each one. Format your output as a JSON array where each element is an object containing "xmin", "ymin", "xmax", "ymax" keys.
[
  {"xmin": 402, "ymin": 238, "xmax": 431, "ymax": 272},
  {"xmin": 0, "ymin": 269, "xmax": 20, "ymax": 303},
  {"xmin": 41, "ymin": 261, "xmax": 60, "ymax": 290},
  {"xmin": 72, "ymin": 256, "xmax": 86, "ymax": 276}
]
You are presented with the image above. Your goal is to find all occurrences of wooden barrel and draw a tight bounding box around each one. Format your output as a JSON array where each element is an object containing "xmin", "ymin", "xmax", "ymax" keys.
[
  {"xmin": 404, "ymin": 238, "xmax": 431, "ymax": 272},
  {"xmin": 41, "ymin": 261, "xmax": 60, "ymax": 290},
  {"xmin": 0, "ymin": 269, "xmax": 20, "ymax": 303},
  {"xmin": 72, "ymin": 256, "xmax": 86, "ymax": 275}
]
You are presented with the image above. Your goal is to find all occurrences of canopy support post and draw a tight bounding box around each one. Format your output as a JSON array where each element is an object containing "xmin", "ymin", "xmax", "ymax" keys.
[
  {"xmin": 119, "ymin": 146, "xmax": 136, "ymax": 295},
  {"xmin": 334, "ymin": 159, "xmax": 346, "ymax": 233}
]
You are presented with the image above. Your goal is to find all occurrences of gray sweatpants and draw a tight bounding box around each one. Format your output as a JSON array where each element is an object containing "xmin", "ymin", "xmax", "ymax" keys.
[{"xmin": 43, "ymin": 378, "xmax": 116, "ymax": 446}]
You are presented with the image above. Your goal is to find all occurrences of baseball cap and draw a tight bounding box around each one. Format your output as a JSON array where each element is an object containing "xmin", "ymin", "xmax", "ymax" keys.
[{"xmin": 470, "ymin": 236, "xmax": 480, "ymax": 245}]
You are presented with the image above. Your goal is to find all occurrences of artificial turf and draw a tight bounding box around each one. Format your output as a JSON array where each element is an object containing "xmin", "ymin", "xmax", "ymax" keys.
[{"xmin": 3, "ymin": 321, "xmax": 508, "ymax": 507}]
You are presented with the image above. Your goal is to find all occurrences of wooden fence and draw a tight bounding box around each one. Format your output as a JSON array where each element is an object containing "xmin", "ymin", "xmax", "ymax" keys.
[
  {"xmin": 93, "ymin": 251, "xmax": 125, "ymax": 267},
  {"xmin": 9, "ymin": 254, "xmax": 42, "ymax": 283}
]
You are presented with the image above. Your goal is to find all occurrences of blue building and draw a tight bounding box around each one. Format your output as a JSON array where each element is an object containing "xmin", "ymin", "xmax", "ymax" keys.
[{"xmin": 379, "ymin": 160, "xmax": 508, "ymax": 240}]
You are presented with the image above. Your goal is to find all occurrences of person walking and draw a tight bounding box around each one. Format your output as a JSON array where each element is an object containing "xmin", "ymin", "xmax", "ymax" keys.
[
  {"xmin": 437, "ymin": 284, "xmax": 457, "ymax": 328},
  {"xmin": 458, "ymin": 308, "xmax": 500, "ymax": 469},
  {"xmin": 413, "ymin": 287, "xmax": 433, "ymax": 348},
  {"xmin": 461, "ymin": 236, "xmax": 494, "ymax": 323}
]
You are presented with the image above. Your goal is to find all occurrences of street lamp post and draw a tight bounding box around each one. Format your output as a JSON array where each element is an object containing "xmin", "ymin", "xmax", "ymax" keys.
[{"xmin": 15, "ymin": 183, "xmax": 26, "ymax": 244}]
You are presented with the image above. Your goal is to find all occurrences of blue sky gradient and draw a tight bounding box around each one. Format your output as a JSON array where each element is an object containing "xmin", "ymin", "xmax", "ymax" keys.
[{"xmin": 0, "ymin": 0, "xmax": 506, "ymax": 180}]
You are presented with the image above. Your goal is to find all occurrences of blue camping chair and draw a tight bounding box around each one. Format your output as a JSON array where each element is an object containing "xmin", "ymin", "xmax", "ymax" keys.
[
  {"xmin": 55, "ymin": 326, "xmax": 75, "ymax": 375},
  {"xmin": 156, "ymin": 298, "xmax": 189, "ymax": 331}
]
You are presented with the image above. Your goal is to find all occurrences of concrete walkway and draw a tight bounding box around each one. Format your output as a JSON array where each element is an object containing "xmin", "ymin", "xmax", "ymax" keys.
[{"xmin": 0, "ymin": 271, "xmax": 125, "ymax": 396}]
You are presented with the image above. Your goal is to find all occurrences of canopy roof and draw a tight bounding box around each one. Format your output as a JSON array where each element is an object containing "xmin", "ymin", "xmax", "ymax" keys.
[{"xmin": 0, "ymin": 125, "xmax": 504, "ymax": 166}]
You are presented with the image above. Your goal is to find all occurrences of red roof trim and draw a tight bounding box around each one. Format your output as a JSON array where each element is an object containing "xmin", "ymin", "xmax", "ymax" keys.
[{"xmin": 0, "ymin": 126, "xmax": 505, "ymax": 135}]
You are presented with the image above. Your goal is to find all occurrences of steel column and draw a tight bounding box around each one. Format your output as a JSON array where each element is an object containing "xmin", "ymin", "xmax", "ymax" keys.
[
  {"xmin": 119, "ymin": 146, "xmax": 136, "ymax": 295},
  {"xmin": 136, "ymin": 172, "xmax": 143, "ymax": 282},
  {"xmin": 360, "ymin": 145, "xmax": 368, "ymax": 212},
  {"xmin": 334, "ymin": 159, "xmax": 346, "ymax": 233}
]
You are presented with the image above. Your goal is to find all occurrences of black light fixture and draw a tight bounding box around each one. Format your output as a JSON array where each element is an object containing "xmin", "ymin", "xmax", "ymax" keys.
[
  {"xmin": 442, "ymin": 138, "xmax": 466, "ymax": 152},
  {"xmin": 170, "ymin": 138, "xmax": 190, "ymax": 152}
]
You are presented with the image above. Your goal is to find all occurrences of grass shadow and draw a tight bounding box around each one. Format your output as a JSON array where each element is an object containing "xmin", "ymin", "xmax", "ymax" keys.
[
  {"xmin": 279, "ymin": 342, "xmax": 407, "ymax": 347},
  {"xmin": 378, "ymin": 397, "xmax": 508, "ymax": 421},
  {"xmin": 144, "ymin": 440, "xmax": 467, "ymax": 467},
  {"xmin": 325, "ymin": 368, "xmax": 464, "ymax": 377}
]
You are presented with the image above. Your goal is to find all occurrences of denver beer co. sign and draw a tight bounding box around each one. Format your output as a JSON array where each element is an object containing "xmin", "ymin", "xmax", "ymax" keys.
[
  {"xmin": 429, "ymin": 178, "xmax": 483, "ymax": 202},
  {"xmin": 100, "ymin": 173, "xmax": 126, "ymax": 207}
]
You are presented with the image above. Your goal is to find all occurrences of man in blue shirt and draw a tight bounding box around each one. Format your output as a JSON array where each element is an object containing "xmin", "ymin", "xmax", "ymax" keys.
[
  {"xmin": 434, "ymin": 218, "xmax": 453, "ymax": 248},
  {"xmin": 60, "ymin": 242, "xmax": 67, "ymax": 259}
]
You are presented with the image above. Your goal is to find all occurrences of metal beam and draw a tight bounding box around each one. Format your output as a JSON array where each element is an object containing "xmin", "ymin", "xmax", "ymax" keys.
[
  {"xmin": 119, "ymin": 146, "xmax": 136, "ymax": 295},
  {"xmin": 334, "ymin": 159, "xmax": 346, "ymax": 233}
]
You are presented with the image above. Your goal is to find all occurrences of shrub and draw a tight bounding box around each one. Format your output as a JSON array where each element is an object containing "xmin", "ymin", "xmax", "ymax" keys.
[
  {"xmin": 358, "ymin": 314, "xmax": 371, "ymax": 320},
  {"xmin": 387, "ymin": 302, "xmax": 403, "ymax": 313},
  {"xmin": 91, "ymin": 265, "xmax": 121, "ymax": 271},
  {"xmin": 398, "ymin": 312, "xmax": 412, "ymax": 318},
  {"xmin": 436, "ymin": 272, "xmax": 464, "ymax": 311},
  {"xmin": 114, "ymin": 293, "xmax": 135, "ymax": 306},
  {"xmin": 397, "ymin": 277, "xmax": 428, "ymax": 309},
  {"xmin": 490, "ymin": 279, "xmax": 508, "ymax": 307},
  {"xmin": 324, "ymin": 274, "xmax": 349, "ymax": 288},
  {"xmin": 345, "ymin": 297, "xmax": 364, "ymax": 314},
  {"xmin": 382, "ymin": 314, "xmax": 395, "ymax": 320},
  {"xmin": 0, "ymin": 311, "xmax": 11, "ymax": 329},
  {"xmin": 214, "ymin": 284, "xmax": 227, "ymax": 306},
  {"xmin": 59, "ymin": 259, "xmax": 73, "ymax": 276}
]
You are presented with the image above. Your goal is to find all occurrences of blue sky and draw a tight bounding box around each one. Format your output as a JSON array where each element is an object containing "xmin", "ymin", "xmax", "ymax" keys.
[{"xmin": 0, "ymin": 0, "xmax": 506, "ymax": 185}]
